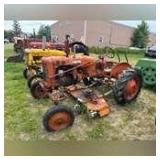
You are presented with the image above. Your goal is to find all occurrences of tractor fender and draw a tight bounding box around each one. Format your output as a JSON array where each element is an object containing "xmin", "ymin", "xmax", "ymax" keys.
[{"xmin": 111, "ymin": 62, "xmax": 131, "ymax": 79}]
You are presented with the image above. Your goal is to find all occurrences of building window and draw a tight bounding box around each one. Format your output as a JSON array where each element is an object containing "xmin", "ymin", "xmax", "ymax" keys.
[{"xmin": 98, "ymin": 35, "xmax": 104, "ymax": 43}]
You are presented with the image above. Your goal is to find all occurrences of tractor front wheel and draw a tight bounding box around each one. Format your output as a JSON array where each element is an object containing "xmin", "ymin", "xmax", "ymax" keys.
[
  {"xmin": 43, "ymin": 105, "xmax": 75, "ymax": 132},
  {"xmin": 113, "ymin": 69, "xmax": 142, "ymax": 104},
  {"xmin": 28, "ymin": 75, "xmax": 43, "ymax": 88},
  {"xmin": 30, "ymin": 81, "xmax": 47, "ymax": 99},
  {"xmin": 23, "ymin": 68, "xmax": 37, "ymax": 79}
]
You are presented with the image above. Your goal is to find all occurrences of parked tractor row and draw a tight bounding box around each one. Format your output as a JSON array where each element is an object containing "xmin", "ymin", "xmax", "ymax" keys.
[
  {"xmin": 7, "ymin": 35, "xmax": 156, "ymax": 132},
  {"xmin": 19, "ymin": 36, "xmax": 144, "ymax": 132},
  {"xmin": 7, "ymin": 35, "xmax": 89, "ymax": 62}
]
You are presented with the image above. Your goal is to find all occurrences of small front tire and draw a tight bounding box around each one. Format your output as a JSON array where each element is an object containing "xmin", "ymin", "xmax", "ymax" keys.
[
  {"xmin": 43, "ymin": 105, "xmax": 75, "ymax": 132},
  {"xmin": 30, "ymin": 80, "xmax": 47, "ymax": 99},
  {"xmin": 28, "ymin": 75, "xmax": 43, "ymax": 88}
]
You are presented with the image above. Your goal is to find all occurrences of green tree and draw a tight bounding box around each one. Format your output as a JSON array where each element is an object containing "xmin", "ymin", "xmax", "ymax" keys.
[
  {"xmin": 12, "ymin": 20, "xmax": 22, "ymax": 36},
  {"xmin": 37, "ymin": 25, "xmax": 51, "ymax": 41},
  {"xmin": 4, "ymin": 30, "xmax": 14, "ymax": 41},
  {"xmin": 131, "ymin": 21, "xmax": 150, "ymax": 48},
  {"xmin": 33, "ymin": 28, "xmax": 36, "ymax": 38}
]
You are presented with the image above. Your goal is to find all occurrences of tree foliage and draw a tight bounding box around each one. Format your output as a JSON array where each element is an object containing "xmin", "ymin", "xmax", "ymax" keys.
[
  {"xmin": 37, "ymin": 25, "xmax": 51, "ymax": 41},
  {"xmin": 33, "ymin": 28, "xmax": 36, "ymax": 38},
  {"xmin": 131, "ymin": 21, "xmax": 150, "ymax": 48},
  {"xmin": 12, "ymin": 20, "xmax": 22, "ymax": 36},
  {"xmin": 4, "ymin": 30, "xmax": 14, "ymax": 41}
]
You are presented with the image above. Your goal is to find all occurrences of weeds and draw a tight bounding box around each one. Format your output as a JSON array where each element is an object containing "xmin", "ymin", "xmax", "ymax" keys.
[
  {"xmin": 4, "ymin": 44, "xmax": 156, "ymax": 141},
  {"xmin": 87, "ymin": 123, "xmax": 104, "ymax": 139}
]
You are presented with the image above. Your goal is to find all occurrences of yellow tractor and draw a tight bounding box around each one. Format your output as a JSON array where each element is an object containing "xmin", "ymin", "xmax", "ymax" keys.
[{"xmin": 23, "ymin": 48, "xmax": 66, "ymax": 79}]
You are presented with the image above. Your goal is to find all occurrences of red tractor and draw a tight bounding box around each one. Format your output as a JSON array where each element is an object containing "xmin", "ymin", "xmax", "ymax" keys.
[
  {"xmin": 7, "ymin": 36, "xmax": 89, "ymax": 62},
  {"xmin": 29, "ymin": 53, "xmax": 142, "ymax": 132},
  {"xmin": 13, "ymin": 37, "xmax": 63, "ymax": 52},
  {"xmin": 13, "ymin": 37, "xmax": 89, "ymax": 55}
]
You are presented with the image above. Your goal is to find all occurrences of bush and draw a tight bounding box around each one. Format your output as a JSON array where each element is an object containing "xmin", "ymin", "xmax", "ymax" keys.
[
  {"xmin": 89, "ymin": 46, "xmax": 104, "ymax": 54},
  {"xmin": 89, "ymin": 46, "xmax": 145, "ymax": 55},
  {"xmin": 115, "ymin": 47, "xmax": 146, "ymax": 55}
]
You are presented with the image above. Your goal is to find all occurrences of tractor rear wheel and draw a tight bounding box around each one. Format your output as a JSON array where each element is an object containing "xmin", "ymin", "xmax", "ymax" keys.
[
  {"xmin": 30, "ymin": 80, "xmax": 47, "ymax": 99},
  {"xmin": 70, "ymin": 42, "xmax": 89, "ymax": 55},
  {"xmin": 142, "ymin": 66, "xmax": 156, "ymax": 86},
  {"xmin": 28, "ymin": 75, "xmax": 43, "ymax": 88},
  {"xmin": 113, "ymin": 69, "xmax": 142, "ymax": 104},
  {"xmin": 43, "ymin": 105, "xmax": 75, "ymax": 132}
]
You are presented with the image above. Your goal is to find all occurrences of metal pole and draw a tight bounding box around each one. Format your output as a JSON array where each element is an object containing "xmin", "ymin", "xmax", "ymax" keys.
[
  {"xmin": 42, "ymin": 36, "xmax": 46, "ymax": 50},
  {"xmin": 83, "ymin": 20, "xmax": 87, "ymax": 44},
  {"xmin": 109, "ymin": 21, "xmax": 112, "ymax": 47},
  {"xmin": 33, "ymin": 28, "xmax": 36, "ymax": 39}
]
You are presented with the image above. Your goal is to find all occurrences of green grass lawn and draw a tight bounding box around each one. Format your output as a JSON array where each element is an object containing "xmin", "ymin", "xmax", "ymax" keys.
[
  {"xmin": 4, "ymin": 43, "xmax": 156, "ymax": 141},
  {"xmin": 4, "ymin": 43, "xmax": 14, "ymax": 59}
]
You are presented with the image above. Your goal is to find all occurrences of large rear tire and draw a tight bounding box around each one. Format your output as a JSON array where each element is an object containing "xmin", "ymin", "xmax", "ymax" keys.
[
  {"xmin": 43, "ymin": 105, "xmax": 75, "ymax": 132},
  {"xmin": 142, "ymin": 66, "xmax": 156, "ymax": 86},
  {"xmin": 113, "ymin": 69, "xmax": 142, "ymax": 104},
  {"xmin": 70, "ymin": 42, "xmax": 89, "ymax": 55}
]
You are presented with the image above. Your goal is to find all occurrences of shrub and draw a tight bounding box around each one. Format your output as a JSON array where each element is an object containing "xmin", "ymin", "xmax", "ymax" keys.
[{"xmin": 89, "ymin": 46, "xmax": 145, "ymax": 55}]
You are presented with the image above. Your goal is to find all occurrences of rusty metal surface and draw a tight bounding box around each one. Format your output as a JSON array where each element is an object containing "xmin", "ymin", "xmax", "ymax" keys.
[
  {"xmin": 110, "ymin": 62, "xmax": 131, "ymax": 78},
  {"xmin": 66, "ymin": 84, "xmax": 110, "ymax": 117},
  {"xmin": 40, "ymin": 53, "xmax": 131, "ymax": 118},
  {"xmin": 41, "ymin": 55, "xmax": 119, "ymax": 89}
]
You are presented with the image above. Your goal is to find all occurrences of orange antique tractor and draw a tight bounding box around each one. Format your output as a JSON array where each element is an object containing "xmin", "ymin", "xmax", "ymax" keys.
[{"xmin": 29, "ymin": 53, "xmax": 142, "ymax": 132}]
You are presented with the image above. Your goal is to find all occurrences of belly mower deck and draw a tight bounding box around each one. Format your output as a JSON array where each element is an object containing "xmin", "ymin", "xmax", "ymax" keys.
[{"xmin": 48, "ymin": 83, "xmax": 110, "ymax": 118}]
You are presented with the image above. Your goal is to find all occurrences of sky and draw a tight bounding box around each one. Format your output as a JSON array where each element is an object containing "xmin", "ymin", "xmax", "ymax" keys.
[
  {"xmin": 4, "ymin": 20, "xmax": 156, "ymax": 34},
  {"xmin": 4, "ymin": 20, "xmax": 57, "ymax": 34}
]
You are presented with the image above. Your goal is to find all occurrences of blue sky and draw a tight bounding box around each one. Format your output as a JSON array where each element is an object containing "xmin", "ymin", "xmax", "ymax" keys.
[{"xmin": 4, "ymin": 20, "xmax": 156, "ymax": 34}]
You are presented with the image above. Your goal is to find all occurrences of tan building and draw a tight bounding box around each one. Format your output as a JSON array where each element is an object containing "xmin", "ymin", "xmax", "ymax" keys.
[{"xmin": 51, "ymin": 20, "xmax": 156, "ymax": 48}]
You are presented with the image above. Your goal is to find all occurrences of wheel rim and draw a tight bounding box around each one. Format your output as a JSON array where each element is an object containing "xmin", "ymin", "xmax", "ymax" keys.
[
  {"xmin": 29, "ymin": 69, "xmax": 37, "ymax": 78},
  {"xmin": 48, "ymin": 112, "xmax": 71, "ymax": 131},
  {"xmin": 124, "ymin": 76, "xmax": 140, "ymax": 101},
  {"xmin": 143, "ymin": 67, "xmax": 156, "ymax": 85},
  {"xmin": 34, "ymin": 83, "xmax": 46, "ymax": 98}
]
